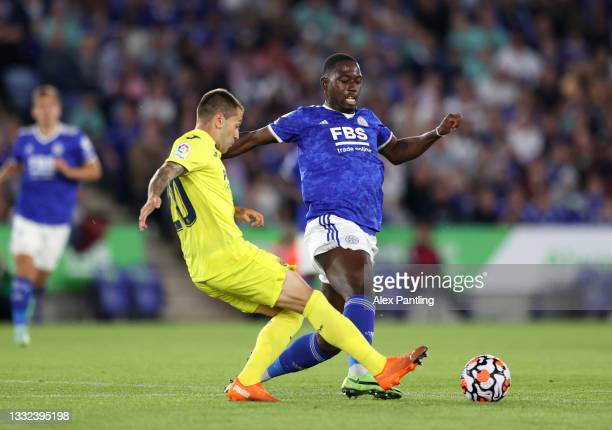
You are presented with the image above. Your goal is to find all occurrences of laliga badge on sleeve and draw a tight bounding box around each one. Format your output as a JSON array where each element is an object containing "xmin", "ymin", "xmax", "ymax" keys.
[{"xmin": 174, "ymin": 142, "xmax": 192, "ymax": 159}]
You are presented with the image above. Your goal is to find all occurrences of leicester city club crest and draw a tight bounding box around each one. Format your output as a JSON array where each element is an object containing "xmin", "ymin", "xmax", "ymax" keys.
[
  {"xmin": 52, "ymin": 142, "xmax": 64, "ymax": 155},
  {"xmin": 357, "ymin": 116, "xmax": 369, "ymax": 127}
]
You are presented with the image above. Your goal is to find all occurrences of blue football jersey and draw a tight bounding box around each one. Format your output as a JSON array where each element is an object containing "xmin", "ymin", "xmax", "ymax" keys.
[
  {"xmin": 268, "ymin": 104, "xmax": 394, "ymax": 234},
  {"xmin": 12, "ymin": 124, "xmax": 98, "ymax": 225}
]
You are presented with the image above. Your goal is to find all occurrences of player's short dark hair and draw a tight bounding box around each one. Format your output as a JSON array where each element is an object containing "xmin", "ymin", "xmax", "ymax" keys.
[
  {"xmin": 196, "ymin": 88, "xmax": 243, "ymax": 121},
  {"xmin": 32, "ymin": 84, "xmax": 60, "ymax": 103},
  {"xmin": 322, "ymin": 53, "xmax": 358, "ymax": 77}
]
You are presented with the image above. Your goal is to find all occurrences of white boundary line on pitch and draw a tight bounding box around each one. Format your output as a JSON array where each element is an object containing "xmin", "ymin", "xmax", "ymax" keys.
[
  {"xmin": 0, "ymin": 393, "xmax": 183, "ymax": 398},
  {"xmin": 0, "ymin": 393, "xmax": 610, "ymax": 404},
  {"xmin": 3, "ymin": 380, "xmax": 612, "ymax": 395},
  {"xmin": 0, "ymin": 379, "xmax": 207, "ymax": 390},
  {"xmin": 1, "ymin": 380, "xmax": 611, "ymax": 404}
]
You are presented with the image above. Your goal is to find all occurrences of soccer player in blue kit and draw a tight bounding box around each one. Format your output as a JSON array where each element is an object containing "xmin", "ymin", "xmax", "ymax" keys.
[
  {"xmin": 225, "ymin": 53, "xmax": 462, "ymax": 398},
  {"xmin": 0, "ymin": 85, "xmax": 102, "ymax": 346}
]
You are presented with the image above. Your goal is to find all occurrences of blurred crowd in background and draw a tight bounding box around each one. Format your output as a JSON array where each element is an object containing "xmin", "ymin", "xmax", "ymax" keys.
[{"xmin": 0, "ymin": 0, "xmax": 611, "ymax": 234}]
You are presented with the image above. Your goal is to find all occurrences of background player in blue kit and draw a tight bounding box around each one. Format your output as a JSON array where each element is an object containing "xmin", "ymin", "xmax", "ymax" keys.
[
  {"xmin": 225, "ymin": 53, "xmax": 462, "ymax": 399},
  {"xmin": 0, "ymin": 85, "xmax": 102, "ymax": 346}
]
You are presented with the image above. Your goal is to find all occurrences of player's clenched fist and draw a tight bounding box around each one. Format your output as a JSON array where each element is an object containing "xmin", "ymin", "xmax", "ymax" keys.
[
  {"xmin": 437, "ymin": 113, "xmax": 463, "ymax": 135},
  {"xmin": 139, "ymin": 196, "xmax": 162, "ymax": 231}
]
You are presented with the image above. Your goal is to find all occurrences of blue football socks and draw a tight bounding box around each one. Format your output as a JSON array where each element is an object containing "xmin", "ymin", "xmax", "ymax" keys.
[
  {"xmin": 11, "ymin": 277, "xmax": 33, "ymax": 326},
  {"xmin": 343, "ymin": 295, "xmax": 376, "ymax": 376}
]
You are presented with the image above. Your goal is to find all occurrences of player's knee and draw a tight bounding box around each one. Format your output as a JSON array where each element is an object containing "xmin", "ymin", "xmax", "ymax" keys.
[
  {"xmin": 13, "ymin": 255, "xmax": 36, "ymax": 281},
  {"xmin": 326, "ymin": 272, "xmax": 367, "ymax": 299},
  {"xmin": 315, "ymin": 333, "xmax": 340, "ymax": 356},
  {"xmin": 276, "ymin": 270, "xmax": 314, "ymax": 313},
  {"xmin": 347, "ymin": 277, "xmax": 366, "ymax": 295}
]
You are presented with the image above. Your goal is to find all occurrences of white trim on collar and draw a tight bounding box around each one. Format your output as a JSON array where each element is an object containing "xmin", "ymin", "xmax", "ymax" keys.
[
  {"xmin": 321, "ymin": 103, "xmax": 356, "ymax": 119},
  {"xmin": 33, "ymin": 123, "xmax": 63, "ymax": 144}
]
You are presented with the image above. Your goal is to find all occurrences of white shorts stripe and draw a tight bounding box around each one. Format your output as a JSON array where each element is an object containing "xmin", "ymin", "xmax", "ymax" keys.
[
  {"xmin": 304, "ymin": 214, "xmax": 378, "ymax": 285},
  {"xmin": 319, "ymin": 214, "xmax": 340, "ymax": 246}
]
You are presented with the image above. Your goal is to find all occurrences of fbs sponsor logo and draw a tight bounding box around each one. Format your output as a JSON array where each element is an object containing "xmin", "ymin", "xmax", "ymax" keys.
[
  {"xmin": 330, "ymin": 126, "xmax": 368, "ymax": 141},
  {"xmin": 174, "ymin": 142, "xmax": 191, "ymax": 159}
]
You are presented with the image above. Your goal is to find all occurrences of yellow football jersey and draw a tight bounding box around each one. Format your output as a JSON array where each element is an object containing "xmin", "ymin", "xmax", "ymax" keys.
[{"xmin": 165, "ymin": 129, "xmax": 252, "ymax": 281}]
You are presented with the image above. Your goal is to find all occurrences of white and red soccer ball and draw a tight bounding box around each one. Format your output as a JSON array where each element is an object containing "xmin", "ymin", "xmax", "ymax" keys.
[{"xmin": 460, "ymin": 354, "xmax": 511, "ymax": 402}]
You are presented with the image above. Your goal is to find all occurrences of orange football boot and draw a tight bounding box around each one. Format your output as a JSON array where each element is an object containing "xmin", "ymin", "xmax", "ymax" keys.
[
  {"xmin": 226, "ymin": 378, "xmax": 279, "ymax": 402},
  {"xmin": 375, "ymin": 345, "xmax": 428, "ymax": 390}
]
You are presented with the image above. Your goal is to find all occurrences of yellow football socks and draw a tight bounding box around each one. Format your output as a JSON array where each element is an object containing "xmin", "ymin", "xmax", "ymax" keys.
[
  {"xmin": 303, "ymin": 290, "xmax": 386, "ymax": 375},
  {"xmin": 237, "ymin": 310, "xmax": 304, "ymax": 386},
  {"xmin": 237, "ymin": 290, "xmax": 386, "ymax": 386}
]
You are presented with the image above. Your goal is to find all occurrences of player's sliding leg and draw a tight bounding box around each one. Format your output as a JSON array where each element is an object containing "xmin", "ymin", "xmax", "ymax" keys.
[
  {"xmin": 263, "ymin": 248, "xmax": 402, "ymax": 398},
  {"xmin": 296, "ymin": 282, "xmax": 386, "ymax": 376},
  {"xmin": 230, "ymin": 270, "xmax": 427, "ymax": 401},
  {"xmin": 11, "ymin": 255, "xmax": 36, "ymax": 347},
  {"xmin": 263, "ymin": 250, "xmax": 374, "ymax": 382},
  {"xmin": 262, "ymin": 283, "xmax": 399, "ymax": 399},
  {"xmin": 228, "ymin": 309, "xmax": 304, "ymax": 402},
  {"xmin": 283, "ymin": 274, "xmax": 426, "ymax": 391},
  {"xmin": 261, "ymin": 283, "xmax": 342, "ymax": 381},
  {"xmin": 229, "ymin": 270, "xmax": 426, "ymax": 401}
]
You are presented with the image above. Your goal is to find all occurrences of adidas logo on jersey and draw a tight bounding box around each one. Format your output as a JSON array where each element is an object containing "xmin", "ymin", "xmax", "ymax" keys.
[{"xmin": 319, "ymin": 120, "xmax": 329, "ymax": 125}]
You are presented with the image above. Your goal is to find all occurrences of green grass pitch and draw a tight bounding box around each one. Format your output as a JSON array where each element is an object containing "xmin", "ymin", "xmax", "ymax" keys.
[{"xmin": 1, "ymin": 321, "xmax": 611, "ymax": 429}]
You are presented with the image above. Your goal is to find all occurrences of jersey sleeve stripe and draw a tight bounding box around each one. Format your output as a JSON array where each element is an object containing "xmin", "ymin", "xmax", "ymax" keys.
[
  {"xmin": 267, "ymin": 124, "xmax": 284, "ymax": 143},
  {"xmin": 378, "ymin": 132, "xmax": 395, "ymax": 151}
]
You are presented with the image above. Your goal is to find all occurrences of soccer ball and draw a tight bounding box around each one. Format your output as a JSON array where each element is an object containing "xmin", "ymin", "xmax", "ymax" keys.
[{"xmin": 460, "ymin": 354, "xmax": 511, "ymax": 402}]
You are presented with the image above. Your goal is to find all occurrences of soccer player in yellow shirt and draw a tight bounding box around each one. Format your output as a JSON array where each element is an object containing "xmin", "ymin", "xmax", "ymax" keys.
[{"xmin": 138, "ymin": 89, "xmax": 427, "ymax": 402}]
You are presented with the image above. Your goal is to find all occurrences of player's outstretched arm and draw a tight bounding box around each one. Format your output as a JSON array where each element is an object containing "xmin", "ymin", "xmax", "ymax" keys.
[
  {"xmin": 0, "ymin": 160, "xmax": 22, "ymax": 185},
  {"xmin": 55, "ymin": 159, "xmax": 102, "ymax": 181},
  {"xmin": 380, "ymin": 113, "xmax": 462, "ymax": 165},
  {"xmin": 139, "ymin": 161, "xmax": 185, "ymax": 231},
  {"xmin": 222, "ymin": 127, "xmax": 276, "ymax": 159}
]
